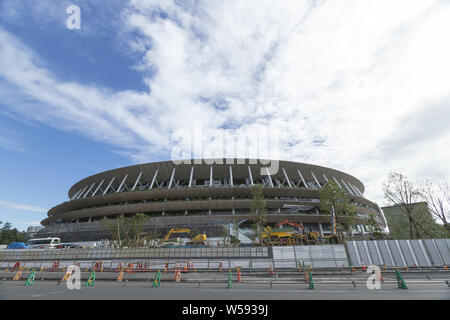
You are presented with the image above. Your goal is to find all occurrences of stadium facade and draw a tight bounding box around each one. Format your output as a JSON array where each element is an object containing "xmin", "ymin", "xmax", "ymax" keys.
[{"xmin": 37, "ymin": 159, "xmax": 386, "ymax": 242}]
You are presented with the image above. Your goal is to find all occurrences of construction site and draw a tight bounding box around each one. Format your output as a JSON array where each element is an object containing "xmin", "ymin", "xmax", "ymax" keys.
[
  {"xmin": 0, "ymin": 238, "xmax": 449, "ymax": 300},
  {"xmin": 2, "ymin": 160, "xmax": 448, "ymax": 300}
]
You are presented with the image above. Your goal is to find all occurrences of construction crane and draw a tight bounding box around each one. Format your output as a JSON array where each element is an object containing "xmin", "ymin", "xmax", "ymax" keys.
[{"xmin": 276, "ymin": 219, "xmax": 305, "ymax": 231}]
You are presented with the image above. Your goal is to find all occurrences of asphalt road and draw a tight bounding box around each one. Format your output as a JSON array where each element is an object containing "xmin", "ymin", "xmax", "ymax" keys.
[{"xmin": 0, "ymin": 280, "xmax": 449, "ymax": 300}]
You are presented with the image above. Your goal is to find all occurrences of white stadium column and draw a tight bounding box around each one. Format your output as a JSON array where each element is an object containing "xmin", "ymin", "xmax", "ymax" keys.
[
  {"xmin": 297, "ymin": 169, "xmax": 308, "ymax": 189},
  {"xmin": 310, "ymin": 171, "xmax": 321, "ymax": 189},
  {"xmin": 103, "ymin": 177, "xmax": 116, "ymax": 195},
  {"xmin": 76, "ymin": 185, "xmax": 88, "ymax": 199},
  {"xmin": 340, "ymin": 179, "xmax": 355, "ymax": 196},
  {"xmin": 209, "ymin": 166, "xmax": 213, "ymax": 187},
  {"xmin": 82, "ymin": 182, "xmax": 95, "ymax": 198},
  {"xmin": 349, "ymin": 183, "xmax": 363, "ymax": 198},
  {"xmin": 282, "ymin": 168, "xmax": 292, "ymax": 187},
  {"xmin": 265, "ymin": 167, "xmax": 274, "ymax": 187},
  {"xmin": 149, "ymin": 169, "xmax": 158, "ymax": 189},
  {"xmin": 248, "ymin": 166, "xmax": 254, "ymax": 186},
  {"xmin": 229, "ymin": 166, "xmax": 234, "ymax": 186},
  {"xmin": 131, "ymin": 171, "xmax": 142, "ymax": 191},
  {"xmin": 332, "ymin": 176, "xmax": 342, "ymax": 189},
  {"xmin": 168, "ymin": 167, "xmax": 176, "ymax": 189},
  {"xmin": 92, "ymin": 179, "xmax": 104, "ymax": 197},
  {"xmin": 353, "ymin": 184, "xmax": 365, "ymax": 198},
  {"xmin": 188, "ymin": 166, "xmax": 194, "ymax": 187},
  {"xmin": 71, "ymin": 187, "xmax": 83, "ymax": 200},
  {"xmin": 116, "ymin": 174, "xmax": 128, "ymax": 193}
]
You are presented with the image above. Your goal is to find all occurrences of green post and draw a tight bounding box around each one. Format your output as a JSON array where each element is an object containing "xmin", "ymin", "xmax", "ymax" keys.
[
  {"xmin": 395, "ymin": 270, "xmax": 407, "ymax": 289},
  {"xmin": 152, "ymin": 270, "xmax": 161, "ymax": 288},
  {"xmin": 25, "ymin": 271, "xmax": 35, "ymax": 287},
  {"xmin": 227, "ymin": 270, "xmax": 232, "ymax": 289},
  {"xmin": 86, "ymin": 271, "xmax": 96, "ymax": 287},
  {"xmin": 308, "ymin": 270, "xmax": 314, "ymax": 289},
  {"xmin": 249, "ymin": 260, "xmax": 252, "ymax": 271}
]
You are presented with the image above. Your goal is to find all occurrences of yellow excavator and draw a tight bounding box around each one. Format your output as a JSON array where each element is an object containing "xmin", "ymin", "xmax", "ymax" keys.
[
  {"xmin": 262, "ymin": 220, "xmax": 321, "ymax": 244},
  {"xmin": 187, "ymin": 233, "xmax": 207, "ymax": 245},
  {"xmin": 160, "ymin": 228, "xmax": 207, "ymax": 246},
  {"xmin": 262, "ymin": 226, "xmax": 295, "ymax": 240}
]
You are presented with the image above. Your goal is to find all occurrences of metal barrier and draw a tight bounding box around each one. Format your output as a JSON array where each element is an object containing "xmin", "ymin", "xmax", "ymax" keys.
[
  {"xmin": 0, "ymin": 246, "xmax": 270, "ymax": 263},
  {"xmin": 347, "ymin": 239, "xmax": 450, "ymax": 267},
  {"xmin": 1, "ymin": 240, "xmax": 448, "ymax": 270},
  {"xmin": 0, "ymin": 245, "xmax": 345, "ymax": 270}
]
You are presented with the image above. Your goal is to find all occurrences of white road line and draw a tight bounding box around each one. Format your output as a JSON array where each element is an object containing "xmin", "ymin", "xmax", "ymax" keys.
[
  {"xmin": 32, "ymin": 290, "xmax": 63, "ymax": 298},
  {"xmin": 202, "ymin": 289, "xmax": 348, "ymax": 293},
  {"xmin": 407, "ymin": 291, "xmax": 449, "ymax": 293},
  {"xmin": 202, "ymin": 289, "xmax": 449, "ymax": 294}
]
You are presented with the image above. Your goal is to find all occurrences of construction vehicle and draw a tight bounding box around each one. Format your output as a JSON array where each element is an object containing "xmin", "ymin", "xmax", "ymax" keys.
[
  {"xmin": 294, "ymin": 231, "xmax": 320, "ymax": 244},
  {"xmin": 262, "ymin": 226, "xmax": 295, "ymax": 240},
  {"xmin": 186, "ymin": 233, "xmax": 207, "ymax": 245},
  {"xmin": 159, "ymin": 228, "xmax": 207, "ymax": 247},
  {"xmin": 274, "ymin": 220, "xmax": 318, "ymax": 244}
]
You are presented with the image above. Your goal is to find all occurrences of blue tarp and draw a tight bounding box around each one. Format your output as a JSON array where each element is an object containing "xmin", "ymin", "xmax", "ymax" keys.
[{"xmin": 6, "ymin": 242, "xmax": 29, "ymax": 249}]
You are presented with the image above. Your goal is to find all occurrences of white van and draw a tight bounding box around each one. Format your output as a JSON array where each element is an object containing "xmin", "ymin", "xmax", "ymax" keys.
[{"xmin": 27, "ymin": 237, "xmax": 61, "ymax": 249}]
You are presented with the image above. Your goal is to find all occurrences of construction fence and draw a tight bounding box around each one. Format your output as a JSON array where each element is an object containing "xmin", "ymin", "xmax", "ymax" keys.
[
  {"xmin": 346, "ymin": 239, "xmax": 450, "ymax": 267},
  {"xmin": 0, "ymin": 245, "xmax": 346, "ymax": 270},
  {"xmin": 1, "ymin": 239, "xmax": 449, "ymax": 270}
]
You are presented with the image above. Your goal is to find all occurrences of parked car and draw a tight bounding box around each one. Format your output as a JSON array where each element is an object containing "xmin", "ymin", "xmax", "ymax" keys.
[
  {"xmin": 6, "ymin": 242, "xmax": 30, "ymax": 249},
  {"xmin": 55, "ymin": 243, "xmax": 83, "ymax": 249}
]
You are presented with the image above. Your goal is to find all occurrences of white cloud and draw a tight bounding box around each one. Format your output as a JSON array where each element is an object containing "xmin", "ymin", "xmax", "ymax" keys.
[
  {"xmin": 1, "ymin": 0, "xmax": 450, "ymax": 204},
  {"xmin": 0, "ymin": 200, "xmax": 47, "ymax": 213}
]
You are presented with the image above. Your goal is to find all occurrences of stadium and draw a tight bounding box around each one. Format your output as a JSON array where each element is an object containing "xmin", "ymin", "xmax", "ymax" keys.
[{"xmin": 36, "ymin": 159, "xmax": 386, "ymax": 242}]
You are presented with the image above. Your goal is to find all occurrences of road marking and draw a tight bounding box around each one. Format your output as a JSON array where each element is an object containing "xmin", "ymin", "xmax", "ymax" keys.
[
  {"xmin": 202, "ymin": 289, "xmax": 348, "ymax": 293},
  {"xmin": 407, "ymin": 290, "xmax": 449, "ymax": 293},
  {"xmin": 202, "ymin": 289, "xmax": 449, "ymax": 294},
  {"xmin": 32, "ymin": 290, "xmax": 63, "ymax": 298}
]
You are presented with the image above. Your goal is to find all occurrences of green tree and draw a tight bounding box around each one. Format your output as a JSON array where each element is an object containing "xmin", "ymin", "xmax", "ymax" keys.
[
  {"xmin": 366, "ymin": 213, "xmax": 384, "ymax": 240},
  {"xmin": 99, "ymin": 213, "xmax": 149, "ymax": 248},
  {"xmin": 230, "ymin": 219, "xmax": 240, "ymax": 246},
  {"xmin": 250, "ymin": 184, "xmax": 268, "ymax": 245},
  {"xmin": 383, "ymin": 172, "xmax": 436, "ymax": 239},
  {"xmin": 319, "ymin": 181, "xmax": 356, "ymax": 243},
  {"xmin": 423, "ymin": 180, "xmax": 450, "ymax": 236},
  {"xmin": 221, "ymin": 224, "xmax": 230, "ymax": 246},
  {"xmin": 383, "ymin": 202, "xmax": 444, "ymax": 239},
  {"xmin": 0, "ymin": 222, "xmax": 26, "ymax": 244}
]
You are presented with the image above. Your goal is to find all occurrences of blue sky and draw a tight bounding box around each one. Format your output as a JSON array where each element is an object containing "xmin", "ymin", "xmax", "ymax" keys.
[
  {"xmin": 1, "ymin": 0, "xmax": 450, "ymax": 230},
  {"xmin": 0, "ymin": 0, "xmax": 155, "ymax": 229}
]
